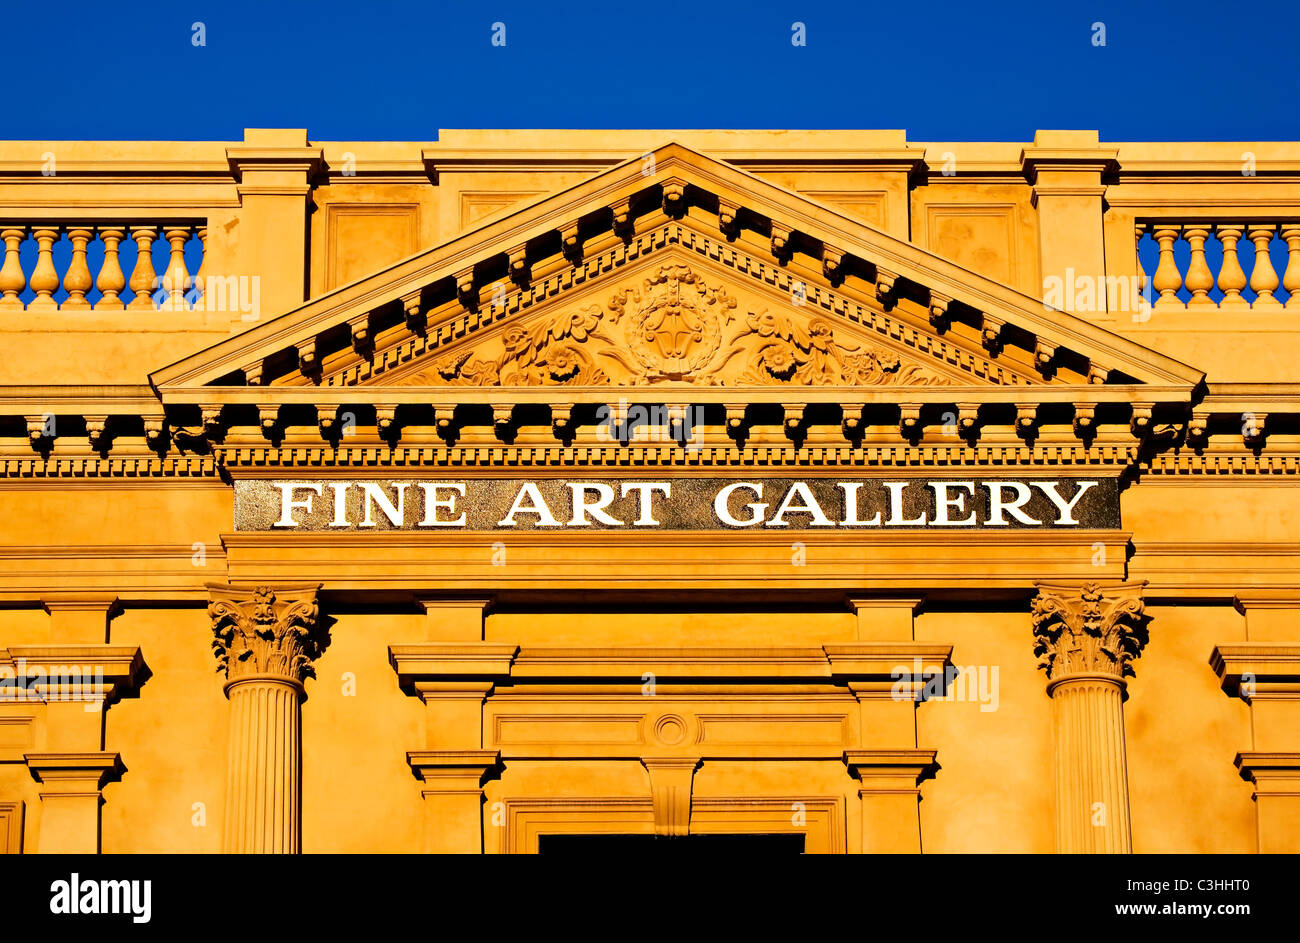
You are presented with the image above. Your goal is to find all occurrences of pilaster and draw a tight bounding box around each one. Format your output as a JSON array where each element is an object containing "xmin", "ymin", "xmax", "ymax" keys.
[
  {"xmin": 1022, "ymin": 130, "xmax": 1118, "ymax": 315},
  {"xmin": 224, "ymin": 129, "xmax": 322, "ymax": 322},
  {"xmin": 407, "ymin": 750, "xmax": 500, "ymax": 853},
  {"xmin": 24, "ymin": 753, "xmax": 123, "ymax": 854},
  {"xmin": 843, "ymin": 749, "xmax": 937, "ymax": 853},
  {"xmin": 8, "ymin": 606, "xmax": 143, "ymax": 854},
  {"xmin": 390, "ymin": 635, "xmax": 517, "ymax": 853},
  {"xmin": 846, "ymin": 596, "xmax": 924, "ymax": 641},
  {"xmin": 1211, "ymin": 614, "xmax": 1300, "ymax": 853},
  {"xmin": 1031, "ymin": 580, "xmax": 1147, "ymax": 853},
  {"xmin": 826, "ymin": 640, "xmax": 951, "ymax": 853}
]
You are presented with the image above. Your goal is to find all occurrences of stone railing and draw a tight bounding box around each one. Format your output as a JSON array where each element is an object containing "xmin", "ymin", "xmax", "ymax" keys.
[
  {"xmin": 1136, "ymin": 222, "xmax": 1299, "ymax": 311},
  {"xmin": 0, "ymin": 222, "xmax": 208, "ymax": 311}
]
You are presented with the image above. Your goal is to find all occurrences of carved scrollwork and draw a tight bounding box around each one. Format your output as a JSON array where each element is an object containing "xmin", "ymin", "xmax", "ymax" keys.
[
  {"xmin": 399, "ymin": 262, "xmax": 952, "ymax": 388},
  {"xmin": 1031, "ymin": 582, "xmax": 1148, "ymax": 681},
  {"xmin": 208, "ymin": 583, "xmax": 325, "ymax": 686}
]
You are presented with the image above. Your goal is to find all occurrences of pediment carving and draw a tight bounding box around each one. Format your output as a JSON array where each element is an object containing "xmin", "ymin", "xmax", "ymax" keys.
[{"xmin": 390, "ymin": 263, "xmax": 952, "ymax": 388}]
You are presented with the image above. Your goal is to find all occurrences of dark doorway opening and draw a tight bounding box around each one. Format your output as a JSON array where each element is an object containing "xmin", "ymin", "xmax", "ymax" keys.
[{"xmin": 538, "ymin": 833, "xmax": 805, "ymax": 854}]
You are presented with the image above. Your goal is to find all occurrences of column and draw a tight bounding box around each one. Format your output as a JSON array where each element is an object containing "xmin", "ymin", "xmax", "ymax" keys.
[
  {"xmin": 207, "ymin": 583, "xmax": 324, "ymax": 854},
  {"xmin": 1031, "ymin": 581, "xmax": 1148, "ymax": 853},
  {"xmin": 1210, "ymin": 591, "xmax": 1300, "ymax": 852}
]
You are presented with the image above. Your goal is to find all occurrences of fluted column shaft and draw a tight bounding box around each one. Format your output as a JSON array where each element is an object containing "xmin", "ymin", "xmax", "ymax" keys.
[
  {"xmin": 223, "ymin": 674, "xmax": 302, "ymax": 853},
  {"xmin": 1048, "ymin": 674, "xmax": 1131, "ymax": 853},
  {"xmin": 1032, "ymin": 581, "xmax": 1148, "ymax": 854},
  {"xmin": 208, "ymin": 583, "xmax": 323, "ymax": 855}
]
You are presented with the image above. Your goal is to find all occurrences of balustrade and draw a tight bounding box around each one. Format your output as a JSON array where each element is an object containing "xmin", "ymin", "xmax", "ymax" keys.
[
  {"xmin": 1138, "ymin": 222, "xmax": 1297, "ymax": 311},
  {"xmin": 0, "ymin": 223, "xmax": 208, "ymax": 311}
]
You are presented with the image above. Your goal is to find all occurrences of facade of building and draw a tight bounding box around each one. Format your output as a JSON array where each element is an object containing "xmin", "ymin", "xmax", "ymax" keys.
[{"xmin": 0, "ymin": 129, "xmax": 1296, "ymax": 854}]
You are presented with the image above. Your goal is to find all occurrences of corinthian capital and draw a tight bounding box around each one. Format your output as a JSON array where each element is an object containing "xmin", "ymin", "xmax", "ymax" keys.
[
  {"xmin": 1031, "ymin": 581, "xmax": 1148, "ymax": 682},
  {"xmin": 207, "ymin": 583, "xmax": 325, "ymax": 686}
]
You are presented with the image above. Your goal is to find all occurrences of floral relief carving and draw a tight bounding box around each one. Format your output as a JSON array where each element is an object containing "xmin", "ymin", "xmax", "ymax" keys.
[
  {"xmin": 395, "ymin": 263, "xmax": 951, "ymax": 387},
  {"xmin": 208, "ymin": 583, "xmax": 325, "ymax": 685},
  {"xmin": 1031, "ymin": 582, "xmax": 1148, "ymax": 681}
]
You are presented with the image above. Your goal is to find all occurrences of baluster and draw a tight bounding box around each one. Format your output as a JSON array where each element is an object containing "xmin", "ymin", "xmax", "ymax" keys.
[
  {"xmin": 0, "ymin": 227, "xmax": 26, "ymax": 309},
  {"xmin": 1182, "ymin": 225, "xmax": 1214, "ymax": 306},
  {"xmin": 62, "ymin": 227, "xmax": 93, "ymax": 309},
  {"xmin": 1134, "ymin": 224, "xmax": 1148, "ymax": 301},
  {"xmin": 127, "ymin": 225, "xmax": 158, "ymax": 310},
  {"xmin": 193, "ymin": 225, "xmax": 207, "ymax": 307},
  {"xmin": 162, "ymin": 226, "xmax": 191, "ymax": 309},
  {"xmin": 1248, "ymin": 226, "xmax": 1281, "ymax": 309},
  {"xmin": 1281, "ymin": 226, "xmax": 1300, "ymax": 308},
  {"xmin": 1152, "ymin": 226, "xmax": 1183, "ymax": 308},
  {"xmin": 96, "ymin": 227, "xmax": 127, "ymax": 309},
  {"xmin": 28, "ymin": 228, "xmax": 60, "ymax": 310},
  {"xmin": 1215, "ymin": 225, "xmax": 1247, "ymax": 306}
]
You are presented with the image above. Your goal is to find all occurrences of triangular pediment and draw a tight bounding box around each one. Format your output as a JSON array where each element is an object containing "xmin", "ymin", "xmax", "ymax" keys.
[
  {"xmin": 151, "ymin": 141, "xmax": 1204, "ymax": 406},
  {"xmin": 336, "ymin": 248, "xmax": 1023, "ymax": 391}
]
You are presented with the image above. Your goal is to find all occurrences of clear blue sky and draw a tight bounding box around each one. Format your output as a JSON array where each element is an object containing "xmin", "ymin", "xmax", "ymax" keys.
[{"xmin": 6, "ymin": 0, "xmax": 1298, "ymax": 141}]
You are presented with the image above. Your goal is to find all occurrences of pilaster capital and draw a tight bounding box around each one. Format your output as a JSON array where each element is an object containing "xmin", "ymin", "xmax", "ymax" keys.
[
  {"xmin": 1031, "ymin": 581, "xmax": 1148, "ymax": 684},
  {"xmin": 25, "ymin": 751, "xmax": 124, "ymax": 791},
  {"xmin": 1020, "ymin": 131, "xmax": 1118, "ymax": 185},
  {"xmin": 388, "ymin": 643, "xmax": 519, "ymax": 692},
  {"xmin": 845, "ymin": 597, "xmax": 925, "ymax": 615},
  {"xmin": 1234, "ymin": 752, "xmax": 1300, "ymax": 791},
  {"xmin": 1209, "ymin": 644, "xmax": 1300, "ymax": 697},
  {"xmin": 207, "ymin": 583, "xmax": 325, "ymax": 690},
  {"xmin": 225, "ymin": 129, "xmax": 322, "ymax": 194},
  {"xmin": 843, "ymin": 749, "xmax": 938, "ymax": 792},
  {"xmin": 40, "ymin": 593, "xmax": 121, "ymax": 617},
  {"xmin": 407, "ymin": 749, "xmax": 500, "ymax": 794},
  {"xmin": 1233, "ymin": 589, "xmax": 1300, "ymax": 614},
  {"xmin": 824, "ymin": 642, "xmax": 953, "ymax": 700},
  {"xmin": 2, "ymin": 645, "xmax": 144, "ymax": 704}
]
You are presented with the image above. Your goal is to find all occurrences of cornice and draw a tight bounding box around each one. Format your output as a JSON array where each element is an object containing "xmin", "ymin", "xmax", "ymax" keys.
[
  {"xmin": 162, "ymin": 383, "xmax": 1192, "ymax": 407},
  {"xmin": 390, "ymin": 642, "xmax": 952, "ymax": 684},
  {"xmin": 220, "ymin": 528, "xmax": 1132, "ymax": 592},
  {"xmin": 422, "ymin": 145, "xmax": 928, "ymax": 179},
  {"xmin": 0, "ymin": 385, "xmax": 160, "ymax": 414},
  {"xmin": 1201, "ymin": 384, "xmax": 1300, "ymax": 414}
]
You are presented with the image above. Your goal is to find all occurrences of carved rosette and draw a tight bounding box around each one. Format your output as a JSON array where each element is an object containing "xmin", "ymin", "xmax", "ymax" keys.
[
  {"xmin": 208, "ymin": 583, "xmax": 324, "ymax": 688},
  {"xmin": 1031, "ymin": 582, "xmax": 1148, "ymax": 683}
]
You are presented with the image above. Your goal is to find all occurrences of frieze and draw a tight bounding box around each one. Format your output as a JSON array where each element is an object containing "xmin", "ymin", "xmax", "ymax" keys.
[{"xmin": 234, "ymin": 476, "xmax": 1120, "ymax": 531}]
